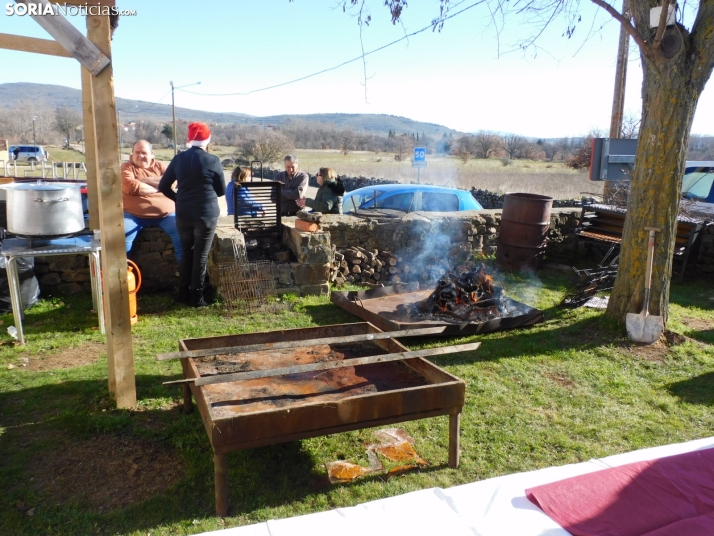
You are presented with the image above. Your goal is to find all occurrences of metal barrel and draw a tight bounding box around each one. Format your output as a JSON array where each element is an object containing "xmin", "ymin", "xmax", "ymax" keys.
[{"xmin": 496, "ymin": 193, "xmax": 553, "ymax": 270}]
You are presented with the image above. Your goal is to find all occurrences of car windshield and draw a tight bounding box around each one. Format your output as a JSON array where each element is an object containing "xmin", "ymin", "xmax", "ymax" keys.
[
  {"xmin": 682, "ymin": 169, "xmax": 714, "ymax": 199},
  {"xmin": 345, "ymin": 188, "xmax": 389, "ymax": 212}
]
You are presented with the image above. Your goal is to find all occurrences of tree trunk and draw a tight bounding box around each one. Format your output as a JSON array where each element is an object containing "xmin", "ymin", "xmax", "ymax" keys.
[{"xmin": 606, "ymin": 23, "xmax": 712, "ymax": 322}]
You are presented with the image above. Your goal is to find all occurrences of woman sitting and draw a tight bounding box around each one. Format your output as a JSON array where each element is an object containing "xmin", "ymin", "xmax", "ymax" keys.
[
  {"xmin": 299, "ymin": 167, "xmax": 344, "ymax": 214},
  {"xmin": 226, "ymin": 166, "xmax": 264, "ymax": 217}
]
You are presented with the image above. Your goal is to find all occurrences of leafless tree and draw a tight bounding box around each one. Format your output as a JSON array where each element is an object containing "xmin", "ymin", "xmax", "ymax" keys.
[
  {"xmin": 473, "ymin": 130, "xmax": 499, "ymax": 159},
  {"xmin": 503, "ymin": 134, "xmax": 527, "ymax": 159},
  {"xmin": 53, "ymin": 107, "xmax": 82, "ymax": 148},
  {"xmin": 339, "ymin": 129, "xmax": 356, "ymax": 155},
  {"xmin": 394, "ymin": 134, "xmax": 413, "ymax": 162},
  {"xmin": 239, "ymin": 130, "xmax": 294, "ymax": 165},
  {"xmin": 621, "ymin": 112, "xmax": 641, "ymax": 139}
]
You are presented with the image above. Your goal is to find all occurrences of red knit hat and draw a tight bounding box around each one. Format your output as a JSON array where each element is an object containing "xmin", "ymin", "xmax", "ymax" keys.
[{"xmin": 188, "ymin": 122, "xmax": 211, "ymax": 142}]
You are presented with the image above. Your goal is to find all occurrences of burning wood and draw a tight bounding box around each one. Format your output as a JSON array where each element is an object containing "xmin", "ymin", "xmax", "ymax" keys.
[{"xmin": 396, "ymin": 263, "xmax": 517, "ymax": 322}]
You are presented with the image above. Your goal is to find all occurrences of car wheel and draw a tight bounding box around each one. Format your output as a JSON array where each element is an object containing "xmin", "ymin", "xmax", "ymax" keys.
[{"xmin": 28, "ymin": 157, "xmax": 37, "ymax": 163}]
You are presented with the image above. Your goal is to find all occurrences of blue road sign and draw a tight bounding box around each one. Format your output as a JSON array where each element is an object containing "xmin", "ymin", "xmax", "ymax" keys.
[{"xmin": 413, "ymin": 147, "xmax": 426, "ymax": 162}]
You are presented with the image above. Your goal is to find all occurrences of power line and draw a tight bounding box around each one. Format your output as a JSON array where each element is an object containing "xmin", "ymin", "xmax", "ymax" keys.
[
  {"xmin": 117, "ymin": 90, "xmax": 171, "ymax": 114},
  {"xmin": 178, "ymin": 1, "xmax": 484, "ymax": 98}
]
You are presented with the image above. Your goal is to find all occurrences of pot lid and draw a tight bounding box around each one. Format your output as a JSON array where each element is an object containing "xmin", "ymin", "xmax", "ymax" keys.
[{"xmin": 0, "ymin": 182, "xmax": 83, "ymax": 191}]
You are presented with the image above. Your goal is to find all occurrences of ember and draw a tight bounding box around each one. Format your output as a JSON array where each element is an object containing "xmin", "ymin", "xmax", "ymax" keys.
[{"xmin": 397, "ymin": 263, "xmax": 518, "ymax": 322}]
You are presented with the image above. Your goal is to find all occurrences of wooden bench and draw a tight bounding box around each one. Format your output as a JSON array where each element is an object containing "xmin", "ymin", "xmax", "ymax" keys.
[{"xmin": 572, "ymin": 204, "xmax": 704, "ymax": 282}]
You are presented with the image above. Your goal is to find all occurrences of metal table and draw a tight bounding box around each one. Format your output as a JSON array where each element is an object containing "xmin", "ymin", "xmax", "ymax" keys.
[{"xmin": 1, "ymin": 235, "xmax": 104, "ymax": 344}]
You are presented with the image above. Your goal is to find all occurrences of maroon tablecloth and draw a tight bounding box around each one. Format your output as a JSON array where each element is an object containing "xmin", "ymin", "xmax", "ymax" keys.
[{"xmin": 526, "ymin": 447, "xmax": 714, "ymax": 536}]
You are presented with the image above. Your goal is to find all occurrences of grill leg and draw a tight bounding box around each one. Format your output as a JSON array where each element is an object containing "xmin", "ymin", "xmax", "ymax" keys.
[
  {"xmin": 214, "ymin": 452, "xmax": 229, "ymax": 517},
  {"xmin": 182, "ymin": 383, "xmax": 193, "ymax": 413},
  {"xmin": 449, "ymin": 413, "xmax": 461, "ymax": 468}
]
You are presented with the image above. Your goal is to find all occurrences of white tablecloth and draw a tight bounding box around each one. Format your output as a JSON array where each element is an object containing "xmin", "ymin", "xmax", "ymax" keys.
[{"xmin": 198, "ymin": 436, "xmax": 714, "ymax": 536}]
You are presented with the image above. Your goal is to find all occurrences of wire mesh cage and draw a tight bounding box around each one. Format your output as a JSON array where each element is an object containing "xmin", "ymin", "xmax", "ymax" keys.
[{"xmin": 218, "ymin": 236, "xmax": 283, "ymax": 314}]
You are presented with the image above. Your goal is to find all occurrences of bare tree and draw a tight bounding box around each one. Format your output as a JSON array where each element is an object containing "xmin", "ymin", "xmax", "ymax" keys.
[
  {"xmin": 473, "ymin": 130, "xmax": 499, "ymax": 159},
  {"xmin": 621, "ymin": 112, "xmax": 641, "ymax": 139},
  {"xmin": 339, "ymin": 129, "xmax": 356, "ymax": 155},
  {"xmin": 394, "ymin": 134, "xmax": 413, "ymax": 162},
  {"xmin": 239, "ymin": 130, "xmax": 294, "ymax": 165},
  {"xmin": 503, "ymin": 134, "xmax": 527, "ymax": 160},
  {"xmin": 53, "ymin": 107, "xmax": 82, "ymax": 148}
]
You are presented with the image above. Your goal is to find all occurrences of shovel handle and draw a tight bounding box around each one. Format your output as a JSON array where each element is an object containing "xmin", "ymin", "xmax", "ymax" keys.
[{"xmin": 643, "ymin": 227, "xmax": 660, "ymax": 314}]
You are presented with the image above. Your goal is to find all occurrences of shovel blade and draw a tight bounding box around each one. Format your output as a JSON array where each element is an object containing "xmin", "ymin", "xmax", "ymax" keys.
[{"xmin": 626, "ymin": 312, "xmax": 664, "ymax": 344}]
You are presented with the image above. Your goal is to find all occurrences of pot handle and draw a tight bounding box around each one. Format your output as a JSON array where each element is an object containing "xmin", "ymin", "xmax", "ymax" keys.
[{"xmin": 34, "ymin": 197, "xmax": 69, "ymax": 203}]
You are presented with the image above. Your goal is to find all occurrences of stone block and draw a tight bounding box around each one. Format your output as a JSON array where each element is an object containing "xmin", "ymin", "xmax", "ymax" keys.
[
  {"xmin": 278, "ymin": 263, "xmax": 293, "ymax": 285},
  {"xmin": 39, "ymin": 273, "xmax": 62, "ymax": 286},
  {"xmin": 275, "ymin": 250, "xmax": 291, "ymax": 262},
  {"xmin": 298, "ymin": 244, "xmax": 332, "ymax": 264},
  {"xmin": 271, "ymin": 286, "xmax": 301, "ymax": 296},
  {"xmin": 56, "ymin": 282, "xmax": 83, "ymax": 294},
  {"xmin": 290, "ymin": 263, "xmax": 330, "ymax": 285},
  {"xmin": 300, "ymin": 283, "xmax": 330, "ymax": 296}
]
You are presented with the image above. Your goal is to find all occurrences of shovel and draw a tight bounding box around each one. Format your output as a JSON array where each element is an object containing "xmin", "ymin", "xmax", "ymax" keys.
[{"xmin": 626, "ymin": 226, "xmax": 664, "ymax": 344}]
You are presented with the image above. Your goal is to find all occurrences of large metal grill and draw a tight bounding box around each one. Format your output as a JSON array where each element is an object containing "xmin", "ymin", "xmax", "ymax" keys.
[{"xmin": 233, "ymin": 175, "xmax": 282, "ymax": 243}]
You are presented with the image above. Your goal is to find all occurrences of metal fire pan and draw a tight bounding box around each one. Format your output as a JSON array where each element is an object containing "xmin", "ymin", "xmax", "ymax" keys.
[{"xmin": 331, "ymin": 284, "xmax": 544, "ymax": 336}]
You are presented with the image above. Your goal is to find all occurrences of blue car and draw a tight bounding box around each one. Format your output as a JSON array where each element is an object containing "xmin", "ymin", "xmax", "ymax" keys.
[{"xmin": 343, "ymin": 184, "xmax": 483, "ymax": 214}]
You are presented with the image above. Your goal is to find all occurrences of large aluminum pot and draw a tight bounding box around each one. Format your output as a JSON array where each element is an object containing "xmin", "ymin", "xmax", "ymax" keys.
[{"xmin": 0, "ymin": 181, "xmax": 85, "ymax": 237}]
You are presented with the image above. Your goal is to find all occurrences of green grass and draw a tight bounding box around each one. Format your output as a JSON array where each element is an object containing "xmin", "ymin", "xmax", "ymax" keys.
[{"xmin": 1, "ymin": 272, "xmax": 712, "ymax": 535}]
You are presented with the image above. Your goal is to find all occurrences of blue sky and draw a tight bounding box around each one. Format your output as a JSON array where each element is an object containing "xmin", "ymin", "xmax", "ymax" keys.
[{"xmin": 2, "ymin": 0, "xmax": 713, "ymax": 137}]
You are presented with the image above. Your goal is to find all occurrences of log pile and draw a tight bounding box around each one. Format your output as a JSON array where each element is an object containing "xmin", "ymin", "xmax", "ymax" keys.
[{"xmin": 330, "ymin": 246, "xmax": 452, "ymax": 287}]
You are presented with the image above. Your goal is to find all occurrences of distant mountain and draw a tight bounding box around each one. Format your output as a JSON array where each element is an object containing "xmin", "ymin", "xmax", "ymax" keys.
[{"xmin": 0, "ymin": 83, "xmax": 458, "ymax": 138}]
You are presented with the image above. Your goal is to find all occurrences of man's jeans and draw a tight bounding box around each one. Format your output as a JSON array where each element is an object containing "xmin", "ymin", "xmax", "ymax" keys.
[{"xmin": 124, "ymin": 212, "xmax": 183, "ymax": 261}]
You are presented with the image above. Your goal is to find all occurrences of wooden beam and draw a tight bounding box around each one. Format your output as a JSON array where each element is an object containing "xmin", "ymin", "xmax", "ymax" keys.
[
  {"xmin": 0, "ymin": 33, "xmax": 71, "ymax": 58},
  {"xmin": 189, "ymin": 343, "xmax": 481, "ymax": 387},
  {"xmin": 18, "ymin": 0, "xmax": 110, "ymax": 75},
  {"xmin": 81, "ymin": 67, "xmax": 100, "ymax": 232},
  {"xmin": 156, "ymin": 327, "xmax": 448, "ymax": 361},
  {"xmin": 87, "ymin": 13, "xmax": 135, "ymax": 408}
]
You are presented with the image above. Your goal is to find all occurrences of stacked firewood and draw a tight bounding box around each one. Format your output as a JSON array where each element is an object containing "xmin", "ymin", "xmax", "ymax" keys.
[{"xmin": 331, "ymin": 247, "xmax": 406, "ymax": 287}]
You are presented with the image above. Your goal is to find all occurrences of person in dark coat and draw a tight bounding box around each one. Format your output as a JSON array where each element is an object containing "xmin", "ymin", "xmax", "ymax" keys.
[
  {"xmin": 274, "ymin": 155, "xmax": 308, "ymax": 216},
  {"xmin": 300, "ymin": 167, "xmax": 344, "ymax": 214},
  {"xmin": 158, "ymin": 122, "xmax": 225, "ymax": 307}
]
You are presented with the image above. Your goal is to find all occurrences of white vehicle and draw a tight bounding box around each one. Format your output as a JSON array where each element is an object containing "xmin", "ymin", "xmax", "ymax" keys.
[{"xmin": 8, "ymin": 145, "xmax": 48, "ymax": 163}]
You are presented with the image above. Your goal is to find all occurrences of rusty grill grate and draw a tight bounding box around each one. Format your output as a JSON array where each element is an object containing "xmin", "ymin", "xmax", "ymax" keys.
[{"xmin": 218, "ymin": 236, "xmax": 282, "ymax": 314}]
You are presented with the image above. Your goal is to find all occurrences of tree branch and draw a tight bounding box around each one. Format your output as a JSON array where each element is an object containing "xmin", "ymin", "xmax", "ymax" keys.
[
  {"xmin": 652, "ymin": 0, "xmax": 673, "ymax": 47},
  {"xmin": 589, "ymin": 0, "xmax": 652, "ymax": 57}
]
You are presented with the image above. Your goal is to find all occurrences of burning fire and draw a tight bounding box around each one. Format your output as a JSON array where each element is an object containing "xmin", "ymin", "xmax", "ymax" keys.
[{"xmin": 398, "ymin": 262, "xmax": 511, "ymax": 322}]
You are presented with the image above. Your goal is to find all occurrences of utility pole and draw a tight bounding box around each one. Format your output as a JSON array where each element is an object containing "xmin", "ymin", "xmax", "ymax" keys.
[
  {"xmin": 32, "ymin": 116, "xmax": 37, "ymax": 148},
  {"xmin": 610, "ymin": 0, "xmax": 630, "ymax": 139},
  {"xmin": 170, "ymin": 80, "xmax": 176, "ymax": 156},
  {"xmin": 605, "ymin": 0, "xmax": 630, "ymax": 203},
  {"xmin": 170, "ymin": 80, "xmax": 201, "ymax": 156}
]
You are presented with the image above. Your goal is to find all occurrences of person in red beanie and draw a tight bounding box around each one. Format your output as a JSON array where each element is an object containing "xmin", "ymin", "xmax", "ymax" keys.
[{"xmin": 159, "ymin": 122, "xmax": 226, "ymax": 307}]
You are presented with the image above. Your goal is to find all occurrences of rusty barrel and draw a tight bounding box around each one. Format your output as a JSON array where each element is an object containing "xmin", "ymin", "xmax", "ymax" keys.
[{"xmin": 496, "ymin": 193, "xmax": 553, "ymax": 270}]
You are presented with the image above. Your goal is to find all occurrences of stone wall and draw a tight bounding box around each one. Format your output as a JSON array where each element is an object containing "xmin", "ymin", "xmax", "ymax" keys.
[
  {"xmin": 30, "ymin": 209, "xmax": 714, "ymax": 297},
  {"xmin": 320, "ymin": 208, "xmax": 581, "ymax": 269},
  {"xmin": 205, "ymin": 217, "xmax": 331, "ymax": 298}
]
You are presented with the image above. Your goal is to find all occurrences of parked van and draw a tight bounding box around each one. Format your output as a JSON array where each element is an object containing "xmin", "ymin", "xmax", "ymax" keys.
[{"xmin": 8, "ymin": 145, "xmax": 48, "ymax": 163}]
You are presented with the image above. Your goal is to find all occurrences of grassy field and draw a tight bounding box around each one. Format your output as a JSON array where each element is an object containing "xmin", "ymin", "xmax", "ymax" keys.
[
  {"xmin": 35, "ymin": 146, "xmax": 600, "ymax": 201},
  {"xmin": 0, "ymin": 266, "xmax": 712, "ymax": 535},
  {"xmin": 290, "ymin": 150, "xmax": 602, "ymax": 200}
]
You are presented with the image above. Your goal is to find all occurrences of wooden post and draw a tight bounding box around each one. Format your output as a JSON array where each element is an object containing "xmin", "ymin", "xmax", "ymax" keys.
[
  {"xmin": 448, "ymin": 413, "xmax": 460, "ymax": 469},
  {"xmin": 81, "ymin": 67, "xmax": 100, "ymax": 231},
  {"xmin": 86, "ymin": 13, "xmax": 136, "ymax": 408},
  {"xmin": 214, "ymin": 452, "xmax": 229, "ymax": 517}
]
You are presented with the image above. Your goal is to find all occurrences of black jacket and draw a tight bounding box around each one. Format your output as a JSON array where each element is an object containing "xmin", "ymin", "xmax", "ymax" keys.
[
  {"xmin": 305, "ymin": 180, "xmax": 345, "ymax": 214},
  {"xmin": 159, "ymin": 147, "xmax": 225, "ymax": 220}
]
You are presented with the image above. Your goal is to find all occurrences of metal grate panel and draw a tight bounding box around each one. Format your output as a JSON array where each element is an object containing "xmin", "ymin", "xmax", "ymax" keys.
[{"xmin": 233, "ymin": 180, "xmax": 282, "ymax": 243}]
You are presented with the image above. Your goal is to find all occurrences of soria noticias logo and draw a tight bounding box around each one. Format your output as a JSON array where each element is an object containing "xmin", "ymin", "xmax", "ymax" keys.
[{"xmin": 5, "ymin": 3, "xmax": 137, "ymax": 17}]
